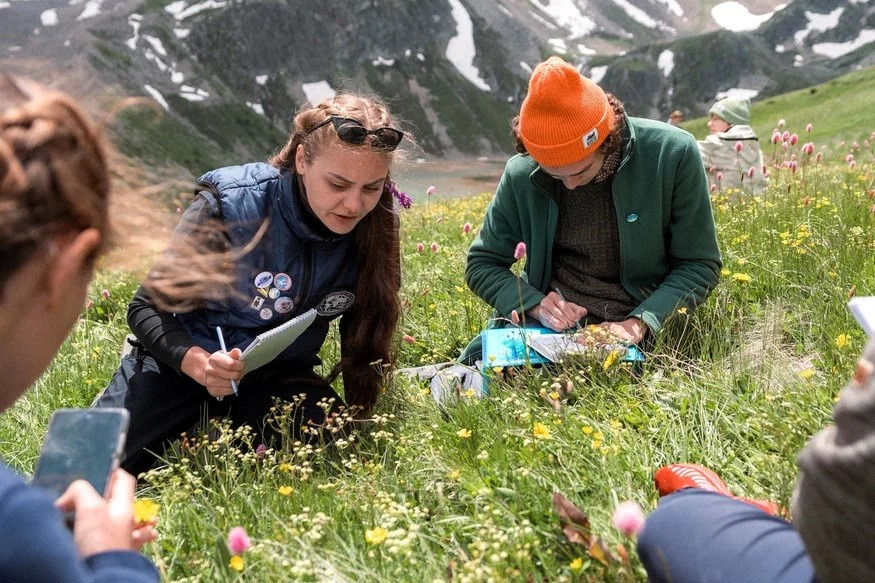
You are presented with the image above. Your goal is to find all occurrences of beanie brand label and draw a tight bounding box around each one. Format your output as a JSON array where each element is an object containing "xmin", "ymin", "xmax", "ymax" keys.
[{"xmin": 582, "ymin": 128, "xmax": 599, "ymax": 148}]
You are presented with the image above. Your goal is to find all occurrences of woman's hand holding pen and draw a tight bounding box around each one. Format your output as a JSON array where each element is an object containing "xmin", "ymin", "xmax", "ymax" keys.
[
  {"xmin": 181, "ymin": 346, "xmax": 244, "ymax": 398},
  {"xmin": 510, "ymin": 291, "xmax": 587, "ymax": 331}
]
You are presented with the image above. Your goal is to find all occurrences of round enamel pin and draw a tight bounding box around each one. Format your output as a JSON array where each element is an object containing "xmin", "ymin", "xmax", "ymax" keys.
[
  {"xmin": 274, "ymin": 297, "xmax": 293, "ymax": 313},
  {"xmin": 274, "ymin": 273, "xmax": 292, "ymax": 291},
  {"xmin": 254, "ymin": 271, "xmax": 273, "ymax": 289},
  {"xmin": 317, "ymin": 291, "xmax": 355, "ymax": 316},
  {"xmin": 259, "ymin": 308, "xmax": 273, "ymax": 320}
]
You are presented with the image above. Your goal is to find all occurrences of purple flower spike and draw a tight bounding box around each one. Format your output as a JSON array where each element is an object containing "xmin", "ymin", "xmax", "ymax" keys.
[{"xmin": 386, "ymin": 180, "xmax": 412, "ymax": 209}]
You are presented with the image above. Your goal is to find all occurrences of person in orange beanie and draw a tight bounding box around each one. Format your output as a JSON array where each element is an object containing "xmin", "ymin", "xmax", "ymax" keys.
[{"xmin": 460, "ymin": 56, "xmax": 721, "ymax": 362}]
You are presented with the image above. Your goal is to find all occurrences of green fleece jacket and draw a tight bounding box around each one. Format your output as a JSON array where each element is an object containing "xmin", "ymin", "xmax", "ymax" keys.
[{"xmin": 460, "ymin": 116, "xmax": 721, "ymax": 363}]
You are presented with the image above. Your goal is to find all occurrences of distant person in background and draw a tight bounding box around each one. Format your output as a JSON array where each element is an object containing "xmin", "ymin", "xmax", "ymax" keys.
[
  {"xmin": 637, "ymin": 336, "xmax": 875, "ymax": 582},
  {"xmin": 0, "ymin": 75, "xmax": 158, "ymax": 581},
  {"xmin": 697, "ymin": 96, "xmax": 766, "ymax": 193},
  {"xmin": 667, "ymin": 109, "xmax": 684, "ymax": 126},
  {"xmin": 459, "ymin": 56, "xmax": 721, "ymax": 364},
  {"xmin": 94, "ymin": 94, "xmax": 406, "ymax": 476}
]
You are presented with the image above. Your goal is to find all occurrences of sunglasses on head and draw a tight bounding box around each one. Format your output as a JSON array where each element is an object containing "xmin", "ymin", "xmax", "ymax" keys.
[{"xmin": 308, "ymin": 115, "xmax": 404, "ymax": 151}]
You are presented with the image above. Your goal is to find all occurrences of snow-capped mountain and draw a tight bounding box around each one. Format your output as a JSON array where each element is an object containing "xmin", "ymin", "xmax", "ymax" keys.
[{"xmin": 1, "ymin": 0, "xmax": 871, "ymax": 169}]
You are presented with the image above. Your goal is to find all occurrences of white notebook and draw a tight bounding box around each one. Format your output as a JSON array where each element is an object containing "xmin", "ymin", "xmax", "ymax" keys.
[
  {"xmin": 849, "ymin": 296, "xmax": 875, "ymax": 337},
  {"xmin": 241, "ymin": 308, "xmax": 318, "ymax": 374}
]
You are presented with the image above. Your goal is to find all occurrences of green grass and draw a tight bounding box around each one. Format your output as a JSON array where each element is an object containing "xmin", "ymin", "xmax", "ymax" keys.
[
  {"xmin": 2, "ymin": 115, "xmax": 874, "ymax": 580},
  {"xmin": 683, "ymin": 65, "xmax": 875, "ymax": 144}
]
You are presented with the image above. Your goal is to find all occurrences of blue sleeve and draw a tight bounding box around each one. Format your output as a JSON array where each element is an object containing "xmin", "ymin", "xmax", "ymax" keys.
[{"xmin": 0, "ymin": 482, "xmax": 158, "ymax": 582}]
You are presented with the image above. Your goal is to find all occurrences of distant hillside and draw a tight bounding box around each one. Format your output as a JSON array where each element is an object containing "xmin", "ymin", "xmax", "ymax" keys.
[{"xmin": 0, "ymin": 0, "xmax": 871, "ymax": 177}]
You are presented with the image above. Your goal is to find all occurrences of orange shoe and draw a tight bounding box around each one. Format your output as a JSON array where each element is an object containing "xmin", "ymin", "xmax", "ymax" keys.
[
  {"xmin": 654, "ymin": 464, "xmax": 732, "ymax": 497},
  {"xmin": 654, "ymin": 464, "xmax": 782, "ymax": 516}
]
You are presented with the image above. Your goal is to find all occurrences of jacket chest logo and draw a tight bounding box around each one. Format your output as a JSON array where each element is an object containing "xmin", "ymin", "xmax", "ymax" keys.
[{"xmin": 317, "ymin": 291, "xmax": 355, "ymax": 317}]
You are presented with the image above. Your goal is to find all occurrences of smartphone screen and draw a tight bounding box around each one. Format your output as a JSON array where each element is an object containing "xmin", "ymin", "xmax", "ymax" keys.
[{"xmin": 31, "ymin": 408, "xmax": 129, "ymax": 500}]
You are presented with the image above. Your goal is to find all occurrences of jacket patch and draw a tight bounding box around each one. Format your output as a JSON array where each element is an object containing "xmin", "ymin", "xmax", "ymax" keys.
[{"xmin": 317, "ymin": 291, "xmax": 355, "ymax": 316}]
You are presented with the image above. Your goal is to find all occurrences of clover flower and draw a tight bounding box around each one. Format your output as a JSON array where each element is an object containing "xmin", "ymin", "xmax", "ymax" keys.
[
  {"xmin": 612, "ymin": 501, "xmax": 645, "ymax": 537},
  {"xmin": 514, "ymin": 241, "xmax": 527, "ymax": 261},
  {"xmin": 227, "ymin": 526, "xmax": 251, "ymax": 555}
]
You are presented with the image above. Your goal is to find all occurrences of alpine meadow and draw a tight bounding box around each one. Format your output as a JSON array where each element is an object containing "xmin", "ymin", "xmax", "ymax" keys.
[{"xmin": 2, "ymin": 67, "xmax": 875, "ymax": 582}]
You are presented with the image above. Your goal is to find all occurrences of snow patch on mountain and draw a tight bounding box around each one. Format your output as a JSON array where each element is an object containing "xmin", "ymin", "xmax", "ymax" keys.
[
  {"xmin": 793, "ymin": 8, "xmax": 843, "ymax": 45},
  {"xmin": 302, "ymin": 81, "xmax": 336, "ymax": 106},
  {"xmin": 712, "ymin": 2, "xmax": 775, "ymax": 32},
  {"xmin": 530, "ymin": 0, "xmax": 596, "ymax": 38},
  {"xmin": 812, "ymin": 29, "xmax": 875, "ymax": 59},
  {"xmin": 446, "ymin": 0, "xmax": 491, "ymax": 91}
]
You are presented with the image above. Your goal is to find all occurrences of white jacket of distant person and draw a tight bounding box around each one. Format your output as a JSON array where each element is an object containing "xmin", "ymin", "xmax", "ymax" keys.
[{"xmin": 697, "ymin": 96, "xmax": 766, "ymax": 193}]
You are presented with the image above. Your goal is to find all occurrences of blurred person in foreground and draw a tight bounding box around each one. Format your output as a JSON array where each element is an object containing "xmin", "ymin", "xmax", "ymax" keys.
[{"xmin": 0, "ymin": 74, "xmax": 158, "ymax": 581}]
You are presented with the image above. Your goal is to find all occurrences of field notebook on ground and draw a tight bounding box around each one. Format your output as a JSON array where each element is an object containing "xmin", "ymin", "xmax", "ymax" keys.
[
  {"xmin": 242, "ymin": 308, "xmax": 318, "ymax": 374},
  {"xmin": 481, "ymin": 326, "xmax": 644, "ymax": 369}
]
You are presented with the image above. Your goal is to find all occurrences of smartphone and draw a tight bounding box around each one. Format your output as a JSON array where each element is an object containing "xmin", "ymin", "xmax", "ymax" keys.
[{"xmin": 31, "ymin": 408, "xmax": 129, "ymax": 500}]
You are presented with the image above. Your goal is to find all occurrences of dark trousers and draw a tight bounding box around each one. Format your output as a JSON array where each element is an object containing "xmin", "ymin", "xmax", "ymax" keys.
[
  {"xmin": 637, "ymin": 489, "xmax": 818, "ymax": 583},
  {"xmin": 93, "ymin": 343, "xmax": 342, "ymax": 477}
]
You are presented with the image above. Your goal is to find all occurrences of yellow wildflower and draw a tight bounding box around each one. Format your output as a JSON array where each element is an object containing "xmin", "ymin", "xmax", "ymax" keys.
[
  {"xmin": 229, "ymin": 556, "xmax": 244, "ymax": 571},
  {"xmin": 365, "ymin": 526, "xmax": 388, "ymax": 545},
  {"xmin": 278, "ymin": 486, "xmax": 293, "ymax": 496},
  {"xmin": 836, "ymin": 334, "xmax": 849, "ymax": 349},
  {"xmin": 456, "ymin": 428, "xmax": 472, "ymax": 438},
  {"xmin": 533, "ymin": 422, "xmax": 552, "ymax": 440},
  {"xmin": 721, "ymin": 268, "xmax": 731, "ymax": 276},
  {"xmin": 732, "ymin": 273, "xmax": 751, "ymax": 283},
  {"xmin": 676, "ymin": 306, "xmax": 688, "ymax": 315},
  {"xmin": 602, "ymin": 350, "xmax": 620, "ymax": 370},
  {"xmin": 582, "ymin": 426, "xmax": 594, "ymax": 435},
  {"xmin": 279, "ymin": 463, "xmax": 293, "ymax": 473},
  {"xmin": 548, "ymin": 391, "xmax": 560, "ymax": 400},
  {"xmin": 133, "ymin": 498, "xmax": 159, "ymax": 524},
  {"xmin": 799, "ymin": 369, "xmax": 816, "ymax": 380},
  {"xmin": 569, "ymin": 557, "xmax": 583, "ymax": 572},
  {"xmin": 448, "ymin": 469, "xmax": 461, "ymax": 480}
]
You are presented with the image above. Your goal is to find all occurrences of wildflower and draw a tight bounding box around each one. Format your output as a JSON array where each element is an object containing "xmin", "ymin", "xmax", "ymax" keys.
[
  {"xmin": 278, "ymin": 485, "xmax": 293, "ymax": 496},
  {"xmin": 849, "ymin": 160, "xmax": 857, "ymax": 169},
  {"xmin": 732, "ymin": 273, "xmax": 751, "ymax": 283},
  {"xmin": 456, "ymin": 428, "xmax": 472, "ymax": 438},
  {"xmin": 402, "ymin": 334, "xmax": 416, "ymax": 343},
  {"xmin": 789, "ymin": 133, "xmax": 798, "ymax": 145},
  {"xmin": 789, "ymin": 160, "xmax": 798, "ymax": 172},
  {"xmin": 101, "ymin": 289, "xmax": 110, "ymax": 299},
  {"xmin": 448, "ymin": 469, "xmax": 461, "ymax": 480},
  {"xmin": 514, "ymin": 241, "xmax": 527, "ymax": 261},
  {"xmin": 416, "ymin": 242, "xmax": 424, "ymax": 253},
  {"xmin": 431, "ymin": 242, "xmax": 439, "ymax": 253},
  {"xmin": 365, "ymin": 526, "xmax": 388, "ymax": 545},
  {"xmin": 386, "ymin": 181, "xmax": 412, "ymax": 209},
  {"xmin": 426, "ymin": 185, "xmax": 436, "ymax": 197},
  {"xmin": 612, "ymin": 501, "xmax": 645, "ymax": 537},
  {"xmin": 85, "ymin": 299, "xmax": 95, "ymax": 310},
  {"xmin": 747, "ymin": 166, "xmax": 755, "ymax": 179},
  {"xmin": 532, "ymin": 422, "xmax": 552, "ymax": 440},
  {"xmin": 802, "ymin": 142, "xmax": 814, "ymax": 155},
  {"xmin": 782, "ymin": 130, "xmax": 790, "ymax": 142},
  {"xmin": 708, "ymin": 165, "xmax": 716, "ymax": 174},
  {"xmin": 716, "ymin": 172, "xmax": 723, "ymax": 182},
  {"xmin": 677, "ymin": 306, "xmax": 688, "ymax": 315},
  {"xmin": 815, "ymin": 152, "xmax": 822, "ymax": 163},
  {"xmin": 778, "ymin": 119, "xmax": 785, "ymax": 128},
  {"xmin": 771, "ymin": 131, "xmax": 781, "ymax": 144},
  {"xmin": 845, "ymin": 154, "xmax": 855, "ymax": 164},
  {"xmin": 133, "ymin": 498, "xmax": 159, "ymax": 524},
  {"xmin": 462, "ymin": 222, "xmax": 472, "ymax": 234},
  {"xmin": 835, "ymin": 334, "xmax": 849, "ymax": 349},
  {"xmin": 806, "ymin": 123, "xmax": 812, "ymax": 133},
  {"xmin": 602, "ymin": 350, "xmax": 620, "ymax": 370},
  {"xmin": 710, "ymin": 184, "xmax": 717, "ymax": 193},
  {"xmin": 800, "ymin": 368, "xmax": 816, "ymax": 380},
  {"xmin": 582, "ymin": 426, "xmax": 594, "ymax": 434},
  {"xmin": 255, "ymin": 443, "xmax": 267, "ymax": 459},
  {"xmin": 569, "ymin": 557, "xmax": 583, "ymax": 572},
  {"xmin": 227, "ymin": 526, "xmax": 251, "ymax": 555},
  {"xmin": 229, "ymin": 556, "xmax": 244, "ymax": 571},
  {"xmin": 802, "ymin": 196, "xmax": 811, "ymax": 206},
  {"xmin": 720, "ymin": 268, "xmax": 731, "ymax": 276},
  {"xmin": 734, "ymin": 141, "xmax": 744, "ymax": 153},
  {"xmin": 279, "ymin": 463, "xmax": 293, "ymax": 473}
]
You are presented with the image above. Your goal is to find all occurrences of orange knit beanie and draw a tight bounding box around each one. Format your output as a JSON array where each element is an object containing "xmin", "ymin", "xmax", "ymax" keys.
[{"xmin": 519, "ymin": 57, "xmax": 615, "ymax": 167}]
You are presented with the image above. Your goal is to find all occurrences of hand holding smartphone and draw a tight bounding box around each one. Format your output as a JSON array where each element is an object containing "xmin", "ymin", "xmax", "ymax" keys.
[{"xmin": 31, "ymin": 408, "xmax": 129, "ymax": 501}]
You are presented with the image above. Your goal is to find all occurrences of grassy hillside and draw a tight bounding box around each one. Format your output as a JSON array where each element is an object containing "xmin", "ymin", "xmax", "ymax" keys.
[{"xmin": 683, "ymin": 65, "xmax": 875, "ymax": 144}]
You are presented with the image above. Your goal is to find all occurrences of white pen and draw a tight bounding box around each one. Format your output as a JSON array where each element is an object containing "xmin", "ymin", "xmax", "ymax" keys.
[{"xmin": 215, "ymin": 326, "xmax": 239, "ymax": 396}]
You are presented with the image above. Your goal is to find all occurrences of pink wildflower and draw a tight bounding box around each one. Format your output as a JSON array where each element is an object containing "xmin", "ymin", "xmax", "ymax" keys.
[
  {"xmin": 710, "ymin": 184, "xmax": 717, "ymax": 193},
  {"xmin": 805, "ymin": 123, "xmax": 812, "ymax": 133},
  {"xmin": 513, "ymin": 242, "xmax": 527, "ymax": 261},
  {"xmin": 716, "ymin": 172, "xmax": 724, "ymax": 182},
  {"xmin": 802, "ymin": 142, "xmax": 814, "ymax": 155},
  {"xmin": 734, "ymin": 141, "xmax": 743, "ymax": 153},
  {"xmin": 431, "ymin": 242, "xmax": 439, "ymax": 253},
  {"xmin": 426, "ymin": 185, "xmax": 436, "ymax": 197},
  {"xmin": 227, "ymin": 527, "xmax": 251, "ymax": 555},
  {"xmin": 802, "ymin": 196, "xmax": 811, "ymax": 207},
  {"xmin": 790, "ymin": 160, "xmax": 798, "ymax": 172},
  {"xmin": 852, "ymin": 141, "xmax": 860, "ymax": 150},
  {"xmin": 846, "ymin": 154, "xmax": 855, "ymax": 164},
  {"xmin": 747, "ymin": 166, "xmax": 755, "ymax": 179},
  {"xmin": 101, "ymin": 289, "xmax": 110, "ymax": 300},
  {"xmin": 782, "ymin": 130, "xmax": 790, "ymax": 142},
  {"xmin": 771, "ymin": 131, "xmax": 781, "ymax": 145},
  {"xmin": 708, "ymin": 165, "xmax": 716, "ymax": 174},
  {"xmin": 416, "ymin": 242, "xmax": 424, "ymax": 253},
  {"xmin": 850, "ymin": 160, "xmax": 857, "ymax": 169},
  {"xmin": 255, "ymin": 444, "xmax": 267, "ymax": 459},
  {"xmin": 462, "ymin": 222, "xmax": 472, "ymax": 235},
  {"xmin": 85, "ymin": 299, "xmax": 94, "ymax": 310},
  {"xmin": 777, "ymin": 119, "xmax": 785, "ymax": 128},
  {"xmin": 789, "ymin": 133, "xmax": 798, "ymax": 146},
  {"xmin": 612, "ymin": 501, "xmax": 645, "ymax": 537},
  {"xmin": 402, "ymin": 334, "xmax": 416, "ymax": 344}
]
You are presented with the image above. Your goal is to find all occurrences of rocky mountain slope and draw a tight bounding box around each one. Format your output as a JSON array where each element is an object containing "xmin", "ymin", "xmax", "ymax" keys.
[{"xmin": 1, "ymin": 0, "xmax": 871, "ymax": 174}]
